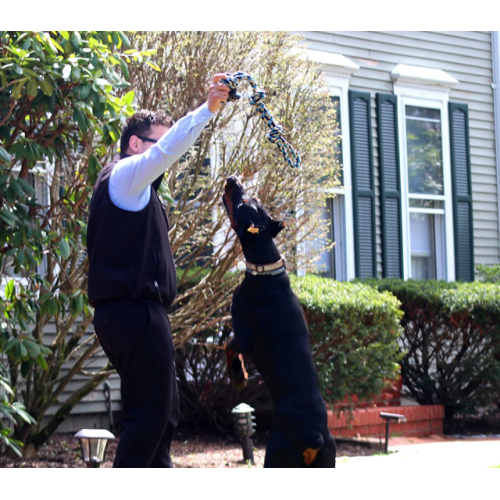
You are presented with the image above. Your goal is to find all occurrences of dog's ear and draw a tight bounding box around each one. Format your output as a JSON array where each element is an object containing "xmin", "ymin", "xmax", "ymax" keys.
[{"xmin": 270, "ymin": 218, "xmax": 286, "ymax": 238}]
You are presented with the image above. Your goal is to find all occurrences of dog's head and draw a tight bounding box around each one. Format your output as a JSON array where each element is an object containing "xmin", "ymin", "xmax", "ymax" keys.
[{"xmin": 222, "ymin": 176, "xmax": 285, "ymax": 261}]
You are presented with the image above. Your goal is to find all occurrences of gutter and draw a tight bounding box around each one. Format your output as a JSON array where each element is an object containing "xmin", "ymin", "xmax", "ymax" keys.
[{"xmin": 493, "ymin": 32, "xmax": 500, "ymax": 256}]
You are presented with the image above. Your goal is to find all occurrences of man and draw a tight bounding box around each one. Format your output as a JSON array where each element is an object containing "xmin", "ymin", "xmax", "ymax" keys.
[{"xmin": 86, "ymin": 74, "xmax": 230, "ymax": 467}]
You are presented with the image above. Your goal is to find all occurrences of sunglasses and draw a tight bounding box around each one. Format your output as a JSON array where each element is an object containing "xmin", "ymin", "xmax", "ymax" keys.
[{"xmin": 136, "ymin": 135, "xmax": 158, "ymax": 144}]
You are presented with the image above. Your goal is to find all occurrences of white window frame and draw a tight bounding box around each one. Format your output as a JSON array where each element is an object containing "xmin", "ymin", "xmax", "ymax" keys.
[
  {"xmin": 393, "ymin": 64, "xmax": 459, "ymax": 281},
  {"xmin": 305, "ymin": 50, "xmax": 358, "ymax": 281}
]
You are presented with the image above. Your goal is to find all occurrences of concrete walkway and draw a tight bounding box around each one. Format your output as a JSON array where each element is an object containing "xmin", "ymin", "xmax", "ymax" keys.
[{"xmin": 337, "ymin": 436, "xmax": 500, "ymax": 468}]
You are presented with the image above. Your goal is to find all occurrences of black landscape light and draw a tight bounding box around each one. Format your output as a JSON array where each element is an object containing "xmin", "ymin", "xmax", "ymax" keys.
[
  {"xmin": 74, "ymin": 429, "xmax": 115, "ymax": 468},
  {"xmin": 231, "ymin": 403, "xmax": 256, "ymax": 464},
  {"xmin": 379, "ymin": 412, "xmax": 406, "ymax": 454}
]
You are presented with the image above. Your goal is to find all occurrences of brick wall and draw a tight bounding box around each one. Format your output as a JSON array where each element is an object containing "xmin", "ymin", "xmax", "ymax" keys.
[{"xmin": 328, "ymin": 405, "xmax": 445, "ymax": 438}]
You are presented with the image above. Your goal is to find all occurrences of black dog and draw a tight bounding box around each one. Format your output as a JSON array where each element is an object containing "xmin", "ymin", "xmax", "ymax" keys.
[{"xmin": 222, "ymin": 176, "xmax": 336, "ymax": 468}]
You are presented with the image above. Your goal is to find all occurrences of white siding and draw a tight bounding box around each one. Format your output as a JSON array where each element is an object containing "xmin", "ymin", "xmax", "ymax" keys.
[{"xmin": 42, "ymin": 319, "xmax": 121, "ymax": 422}]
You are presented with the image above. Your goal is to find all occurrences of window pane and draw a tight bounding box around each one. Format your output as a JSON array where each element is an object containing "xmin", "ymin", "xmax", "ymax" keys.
[
  {"xmin": 314, "ymin": 199, "xmax": 335, "ymax": 279},
  {"xmin": 406, "ymin": 106, "xmax": 441, "ymax": 121},
  {"xmin": 409, "ymin": 199, "xmax": 444, "ymax": 210},
  {"xmin": 332, "ymin": 96, "xmax": 343, "ymax": 184},
  {"xmin": 410, "ymin": 212, "xmax": 436, "ymax": 280},
  {"xmin": 406, "ymin": 106, "xmax": 443, "ymax": 195}
]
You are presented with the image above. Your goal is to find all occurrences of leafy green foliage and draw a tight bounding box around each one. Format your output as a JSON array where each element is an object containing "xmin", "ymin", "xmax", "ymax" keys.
[
  {"xmin": 365, "ymin": 279, "xmax": 500, "ymax": 419},
  {"xmin": 476, "ymin": 263, "xmax": 500, "ymax": 284},
  {"xmin": 290, "ymin": 275, "xmax": 403, "ymax": 409},
  {"xmin": 0, "ymin": 365, "xmax": 36, "ymax": 456},
  {"xmin": 0, "ymin": 31, "xmax": 155, "ymax": 453}
]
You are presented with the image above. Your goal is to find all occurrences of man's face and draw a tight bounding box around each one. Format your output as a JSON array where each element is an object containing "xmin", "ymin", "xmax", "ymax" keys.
[{"xmin": 129, "ymin": 124, "xmax": 170, "ymax": 156}]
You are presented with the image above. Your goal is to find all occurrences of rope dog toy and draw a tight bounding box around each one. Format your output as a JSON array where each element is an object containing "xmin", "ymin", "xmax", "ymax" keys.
[{"xmin": 220, "ymin": 71, "xmax": 301, "ymax": 169}]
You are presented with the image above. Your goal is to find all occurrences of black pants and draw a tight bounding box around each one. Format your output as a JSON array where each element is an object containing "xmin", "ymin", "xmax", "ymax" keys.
[{"xmin": 93, "ymin": 299, "xmax": 179, "ymax": 468}]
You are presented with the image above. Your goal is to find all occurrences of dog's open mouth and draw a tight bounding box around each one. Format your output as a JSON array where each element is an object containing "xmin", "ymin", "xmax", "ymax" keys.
[
  {"xmin": 223, "ymin": 176, "xmax": 245, "ymax": 229},
  {"xmin": 223, "ymin": 193, "xmax": 235, "ymax": 228}
]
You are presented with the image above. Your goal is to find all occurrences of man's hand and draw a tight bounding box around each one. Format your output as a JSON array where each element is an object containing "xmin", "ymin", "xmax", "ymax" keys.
[{"xmin": 207, "ymin": 74, "xmax": 230, "ymax": 114}]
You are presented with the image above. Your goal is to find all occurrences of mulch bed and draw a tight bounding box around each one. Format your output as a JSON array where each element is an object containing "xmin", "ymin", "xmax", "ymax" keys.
[{"xmin": 0, "ymin": 431, "xmax": 377, "ymax": 468}]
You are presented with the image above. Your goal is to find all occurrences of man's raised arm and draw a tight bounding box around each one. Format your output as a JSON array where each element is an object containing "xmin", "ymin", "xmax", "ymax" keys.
[{"xmin": 109, "ymin": 74, "xmax": 229, "ymax": 211}]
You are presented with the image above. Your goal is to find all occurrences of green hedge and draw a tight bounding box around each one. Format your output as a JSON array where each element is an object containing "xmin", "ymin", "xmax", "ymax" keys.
[
  {"xmin": 476, "ymin": 263, "xmax": 500, "ymax": 284},
  {"xmin": 174, "ymin": 272, "xmax": 404, "ymax": 427},
  {"xmin": 290, "ymin": 275, "xmax": 403, "ymax": 408},
  {"xmin": 365, "ymin": 279, "xmax": 500, "ymax": 420}
]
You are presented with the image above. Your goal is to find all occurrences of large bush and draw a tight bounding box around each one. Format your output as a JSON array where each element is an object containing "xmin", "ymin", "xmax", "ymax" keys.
[
  {"xmin": 126, "ymin": 31, "xmax": 340, "ymax": 346},
  {"xmin": 0, "ymin": 31, "xmax": 153, "ymax": 454},
  {"xmin": 290, "ymin": 275, "xmax": 403, "ymax": 408},
  {"xmin": 367, "ymin": 279, "xmax": 500, "ymax": 420}
]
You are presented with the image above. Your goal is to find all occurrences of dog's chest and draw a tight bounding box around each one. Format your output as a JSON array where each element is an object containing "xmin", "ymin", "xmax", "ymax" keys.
[{"xmin": 231, "ymin": 277, "xmax": 310, "ymax": 351}]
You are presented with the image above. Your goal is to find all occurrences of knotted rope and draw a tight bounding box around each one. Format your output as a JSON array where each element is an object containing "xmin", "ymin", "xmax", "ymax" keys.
[{"xmin": 220, "ymin": 71, "xmax": 301, "ymax": 169}]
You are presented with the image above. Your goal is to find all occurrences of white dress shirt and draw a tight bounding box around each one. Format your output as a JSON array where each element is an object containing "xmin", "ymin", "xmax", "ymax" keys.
[{"xmin": 109, "ymin": 102, "xmax": 215, "ymax": 212}]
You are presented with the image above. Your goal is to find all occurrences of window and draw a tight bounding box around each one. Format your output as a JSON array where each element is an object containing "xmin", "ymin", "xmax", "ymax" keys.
[
  {"xmin": 405, "ymin": 105, "xmax": 447, "ymax": 280},
  {"xmin": 393, "ymin": 64, "xmax": 458, "ymax": 281},
  {"xmin": 315, "ymin": 97, "xmax": 349, "ymax": 280}
]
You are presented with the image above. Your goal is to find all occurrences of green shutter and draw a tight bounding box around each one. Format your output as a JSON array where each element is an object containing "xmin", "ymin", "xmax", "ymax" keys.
[
  {"xmin": 449, "ymin": 102, "xmax": 474, "ymax": 282},
  {"xmin": 377, "ymin": 93, "xmax": 403, "ymax": 278},
  {"xmin": 349, "ymin": 90, "xmax": 377, "ymax": 278}
]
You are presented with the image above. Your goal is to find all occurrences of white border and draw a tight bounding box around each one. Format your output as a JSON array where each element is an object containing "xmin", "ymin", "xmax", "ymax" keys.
[
  {"xmin": 394, "ymin": 88, "xmax": 456, "ymax": 282},
  {"xmin": 309, "ymin": 51, "xmax": 358, "ymax": 281}
]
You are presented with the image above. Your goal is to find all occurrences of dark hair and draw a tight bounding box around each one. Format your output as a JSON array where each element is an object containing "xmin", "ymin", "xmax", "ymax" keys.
[{"xmin": 120, "ymin": 109, "xmax": 174, "ymax": 158}]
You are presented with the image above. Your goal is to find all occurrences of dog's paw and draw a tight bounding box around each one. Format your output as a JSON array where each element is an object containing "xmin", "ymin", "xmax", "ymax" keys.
[{"xmin": 231, "ymin": 353, "xmax": 248, "ymax": 391}]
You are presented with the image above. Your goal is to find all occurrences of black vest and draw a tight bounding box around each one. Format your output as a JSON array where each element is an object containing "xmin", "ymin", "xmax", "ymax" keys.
[{"xmin": 87, "ymin": 162, "xmax": 176, "ymax": 308}]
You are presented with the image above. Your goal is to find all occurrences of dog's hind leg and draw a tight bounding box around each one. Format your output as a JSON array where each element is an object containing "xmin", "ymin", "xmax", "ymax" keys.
[
  {"xmin": 224, "ymin": 336, "xmax": 248, "ymax": 390},
  {"xmin": 306, "ymin": 433, "xmax": 336, "ymax": 468}
]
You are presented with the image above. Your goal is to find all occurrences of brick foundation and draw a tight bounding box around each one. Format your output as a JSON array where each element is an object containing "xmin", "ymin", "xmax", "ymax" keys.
[{"xmin": 328, "ymin": 405, "xmax": 445, "ymax": 438}]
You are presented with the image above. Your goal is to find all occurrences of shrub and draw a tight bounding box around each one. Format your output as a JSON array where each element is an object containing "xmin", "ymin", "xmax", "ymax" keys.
[
  {"xmin": 290, "ymin": 275, "xmax": 403, "ymax": 409},
  {"xmin": 175, "ymin": 273, "xmax": 404, "ymax": 426},
  {"xmin": 127, "ymin": 31, "xmax": 340, "ymax": 349},
  {"xmin": 0, "ymin": 31, "xmax": 155, "ymax": 454},
  {"xmin": 0, "ymin": 365, "xmax": 36, "ymax": 456},
  {"xmin": 366, "ymin": 279, "xmax": 500, "ymax": 420},
  {"xmin": 476, "ymin": 263, "xmax": 500, "ymax": 284}
]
